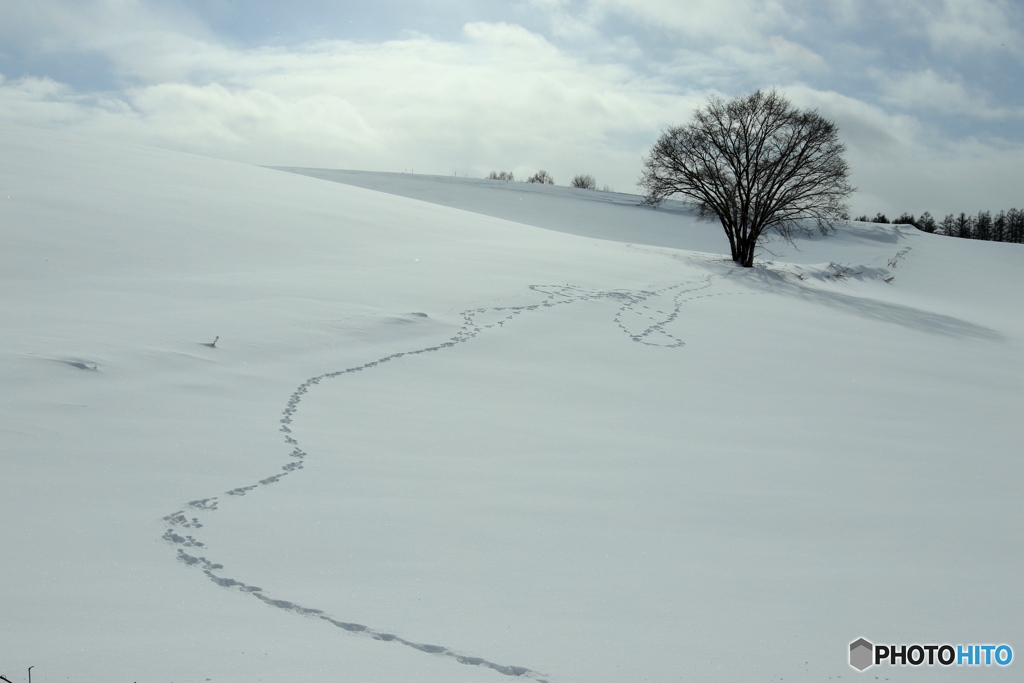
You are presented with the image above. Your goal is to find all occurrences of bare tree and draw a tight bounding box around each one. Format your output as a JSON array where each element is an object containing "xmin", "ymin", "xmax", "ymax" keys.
[
  {"xmin": 526, "ymin": 170, "xmax": 554, "ymax": 185},
  {"xmin": 639, "ymin": 90, "xmax": 854, "ymax": 267},
  {"xmin": 571, "ymin": 174, "xmax": 597, "ymax": 190}
]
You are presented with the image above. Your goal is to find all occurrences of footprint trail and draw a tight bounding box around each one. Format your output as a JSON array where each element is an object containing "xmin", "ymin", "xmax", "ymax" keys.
[{"xmin": 162, "ymin": 274, "xmax": 744, "ymax": 680}]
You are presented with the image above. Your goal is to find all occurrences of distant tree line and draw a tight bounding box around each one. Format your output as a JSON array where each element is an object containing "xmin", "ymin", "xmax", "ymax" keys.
[
  {"xmin": 485, "ymin": 170, "xmax": 611, "ymax": 191},
  {"xmin": 486, "ymin": 169, "xmax": 554, "ymax": 184},
  {"xmin": 855, "ymin": 209, "xmax": 1024, "ymax": 243}
]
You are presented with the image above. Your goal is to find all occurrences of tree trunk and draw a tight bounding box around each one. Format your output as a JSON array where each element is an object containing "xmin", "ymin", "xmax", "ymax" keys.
[{"xmin": 735, "ymin": 235, "xmax": 755, "ymax": 267}]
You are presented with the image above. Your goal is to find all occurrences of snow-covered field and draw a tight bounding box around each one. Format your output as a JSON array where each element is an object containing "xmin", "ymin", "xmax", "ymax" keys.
[{"xmin": 2, "ymin": 125, "xmax": 1021, "ymax": 683}]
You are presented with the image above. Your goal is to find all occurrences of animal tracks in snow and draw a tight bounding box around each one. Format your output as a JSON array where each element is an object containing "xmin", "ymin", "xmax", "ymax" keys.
[{"xmin": 161, "ymin": 273, "xmax": 754, "ymax": 680}]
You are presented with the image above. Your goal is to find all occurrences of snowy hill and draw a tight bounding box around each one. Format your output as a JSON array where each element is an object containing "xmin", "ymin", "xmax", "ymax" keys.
[{"xmin": 1, "ymin": 125, "xmax": 1021, "ymax": 683}]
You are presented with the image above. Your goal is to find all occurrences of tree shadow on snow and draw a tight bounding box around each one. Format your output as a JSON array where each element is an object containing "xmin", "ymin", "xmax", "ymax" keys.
[{"xmin": 721, "ymin": 264, "xmax": 1007, "ymax": 342}]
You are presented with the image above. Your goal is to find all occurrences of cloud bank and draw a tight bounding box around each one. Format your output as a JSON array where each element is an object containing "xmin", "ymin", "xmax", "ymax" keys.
[{"xmin": 1, "ymin": 0, "xmax": 1021, "ymax": 216}]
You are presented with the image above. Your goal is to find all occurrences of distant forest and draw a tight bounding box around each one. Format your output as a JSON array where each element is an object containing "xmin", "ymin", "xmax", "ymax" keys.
[{"xmin": 855, "ymin": 209, "xmax": 1024, "ymax": 244}]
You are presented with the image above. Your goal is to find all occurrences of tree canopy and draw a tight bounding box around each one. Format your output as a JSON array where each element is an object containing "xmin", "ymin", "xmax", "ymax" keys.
[{"xmin": 639, "ymin": 90, "xmax": 854, "ymax": 267}]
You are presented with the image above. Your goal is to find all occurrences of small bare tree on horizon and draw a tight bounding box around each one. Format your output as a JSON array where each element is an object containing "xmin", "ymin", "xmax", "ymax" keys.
[
  {"xmin": 571, "ymin": 174, "xmax": 597, "ymax": 190},
  {"xmin": 526, "ymin": 170, "xmax": 554, "ymax": 185},
  {"xmin": 639, "ymin": 89, "xmax": 854, "ymax": 267}
]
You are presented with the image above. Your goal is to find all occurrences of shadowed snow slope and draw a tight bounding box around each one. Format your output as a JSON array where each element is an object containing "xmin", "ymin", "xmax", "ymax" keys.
[
  {"xmin": 271, "ymin": 167, "xmax": 732, "ymax": 254},
  {"xmin": 2, "ymin": 125, "xmax": 1022, "ymax": 683}
]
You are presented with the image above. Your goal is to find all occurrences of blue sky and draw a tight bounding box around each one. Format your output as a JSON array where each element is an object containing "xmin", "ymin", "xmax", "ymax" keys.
[{"xmin": 1, "ymin": 0, "xmax": 1021, "ymax": 216}]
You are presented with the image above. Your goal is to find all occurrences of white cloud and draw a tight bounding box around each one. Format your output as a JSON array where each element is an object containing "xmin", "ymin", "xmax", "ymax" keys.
[
  {"xmin": 921, "ymin": 0, "xmax": 1023, "ymax": 58},
  {"xmin": 785, "ymin": 85, "xmax": 1024, "ymax": 215},
  {"xmin": 767, "ymin": 35, "xmax": 828, "ymax": 72},
  {"xmin": 588, "ymin": 0, "xmax": 793, "ymax": 43},
  {"xmin": 0, "ymin": 0, "xmax": 214, "ymax": 64},
  {"xmin": 706, "ymin": 35, "xmax": 828, "ymax": 86},
  {"xmin": 780, "ymin": 0, "xmax": 1023, "ymax": 58},
  {"xmin": 786, "ymin": 85, "xmax": 926, "ymax": 157},
  {"xmin": 875, "ymin": 68, "xmax": 1023, "ymax": 120},
  {"xmin": 0, "ymin": 0, "xmax": 1020, "ymax": 215},
  {"xmin": 528, "ymin": 0, "xmax": 830, "ymax": 87},
  {"xmin": 526, "ymin": 0, "xmax": 604, "ymax": 41},
  {"xmin": 0, "ymin": 19, "xmax": 694, "ymax": 190}
]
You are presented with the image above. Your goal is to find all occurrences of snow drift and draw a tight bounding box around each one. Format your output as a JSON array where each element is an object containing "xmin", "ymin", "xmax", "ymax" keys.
[{"xmin": 2, "ymin": 125, "xmax": 1021, "ymax": 683}]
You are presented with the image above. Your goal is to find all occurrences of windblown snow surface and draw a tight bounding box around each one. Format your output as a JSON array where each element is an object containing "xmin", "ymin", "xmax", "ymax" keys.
[{"xmin": 2, "ymin": 125, "xmax": 1022, "ymax": 683}]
